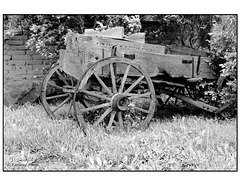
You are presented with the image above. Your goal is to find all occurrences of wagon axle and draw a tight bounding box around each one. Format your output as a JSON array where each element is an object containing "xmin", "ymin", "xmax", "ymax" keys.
[{"xmin": 62, "ymin": 85, "xmax": 76, "ymax": 93}]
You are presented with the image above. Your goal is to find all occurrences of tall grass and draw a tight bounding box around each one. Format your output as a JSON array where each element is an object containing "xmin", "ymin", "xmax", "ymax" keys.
[{"xmin": 4, "ymin": 103, "xmax": 236, "ymax": 171}]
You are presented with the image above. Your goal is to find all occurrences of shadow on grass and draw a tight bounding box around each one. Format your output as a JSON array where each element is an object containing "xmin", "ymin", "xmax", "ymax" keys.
[{"xmin": 154, "ymin": 103, "xmax": 216, "ymax": 121}]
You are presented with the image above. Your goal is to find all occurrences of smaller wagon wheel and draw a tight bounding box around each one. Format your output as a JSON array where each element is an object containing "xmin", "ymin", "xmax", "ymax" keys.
[
  {"xmin": 41, "ymin": 63, "xmax": 78, "ymax": 119},
  {"xmin": 73, "ymin": 57, "xmax": 156, "ymax": 131}
]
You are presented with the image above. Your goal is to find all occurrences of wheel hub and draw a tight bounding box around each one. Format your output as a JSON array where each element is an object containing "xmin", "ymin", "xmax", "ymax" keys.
[
  {"xmin": 62, "ymin": 85, "xmax": 75, "ymax": 93},
  {"xmin": 110, "ymin": 93, "xmax": 130, "ymax": 111}
]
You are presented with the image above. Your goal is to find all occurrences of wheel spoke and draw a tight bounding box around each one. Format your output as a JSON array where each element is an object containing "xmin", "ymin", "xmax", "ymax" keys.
[
  {"xmin": 124, "ymin": 76, "xmax": 144, "ymax": 94},
  {"xmin": 79, "ymin": 98, "xmax": 89, "ymax": 108},
  {"xmin": 52, "ymin": 96, "xmax": 72, "ymax": 113},
  {"xmin": 132, "ymin": 106, "xmax": 150, "ymax": 114},
  {"xmin": 118, "ymin": 111, "xmax": 124, "ymax": 129},
  {"xmin": 110, "ymin": 63, "xmax": 117, "ymax": 94},
  {"xmin": 186, "ymin": 86, "xmax": 193, "ymax": 98},
  {"xmin": 75, "ymin": 100, "xmax": 85, "ymax": 110},
  {"xmin": 94, "ymin": 108, "xmax": 112, "ymax": 127},
  {"xmin": 94, "ymin": 72, "xmax": 113, "ymax": 96},
  {"xmin": 46, "ymin": 93, "xmax": 69, "ymax": 100},
  {"xmin": 80, "ymin": 102, "xmax": 110, "ymax": 112},
  {"xmin": 70, "ymin": 76, "xmax": 74, "ymax": 86},
  {"xmin": 56, "ymin": 69, "xmax": 69, "ymax": 86},
  {"xmin": 47, "ymin": 82, "xmax": 63, "ymax": 90},
  {"xmin": 66, "ymin": 99, "xmax": 73, "ymax": 116},
  {"xmin": 80, "ymin": 90, "xmax": 111, "ymax": 101},
  {"xmin": 128, "ymin": 92, "xmax": 151, "ymax": 100},
  {"xmin": 119, "ymin": 65, "xmax": 131, "ymax": 93},
  {"xmin": 164, "ymin": 95, "xmax": 172, "ymax": 105},
  {"xmin": 127, "ymin": 114, "xmax": 135, "ymax": 124},
  {"xmin": 107, "ymin": 111, "xmax": 117, "ymax": 130}
]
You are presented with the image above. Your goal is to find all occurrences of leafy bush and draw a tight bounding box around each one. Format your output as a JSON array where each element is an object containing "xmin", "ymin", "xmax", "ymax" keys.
[
  {"xmin": 90, "ymin": 15, "xmax": 141, "ymax": 35},
  {"xmin": 142, "ymin": 15, "xmax": 212, "ymax": 49},
  {"xmin": 26, "ymin": 15, "xmax": 85, "ymax": 59},
  {"xmin": 209, "ymin": 15, "xmax": 237, "ymax": 115},
  {"xmin": 3, "ymin": 15, "xmax": 29, "ymax": 38}
]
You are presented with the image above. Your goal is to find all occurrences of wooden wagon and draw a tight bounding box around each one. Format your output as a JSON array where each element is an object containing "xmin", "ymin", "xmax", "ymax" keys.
[{"xmin": 40, "ymin": 27, "xmax": 227, "ymax": 133}]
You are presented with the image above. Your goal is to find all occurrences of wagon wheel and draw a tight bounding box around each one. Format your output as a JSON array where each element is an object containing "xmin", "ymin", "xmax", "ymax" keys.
[
  {"xmin": 73, "ymin": 57, "xmax": 156, "ymax": 131},
  {"xmin": 41, "ymin": 63, "xmax": 78, "ymax": 119}
]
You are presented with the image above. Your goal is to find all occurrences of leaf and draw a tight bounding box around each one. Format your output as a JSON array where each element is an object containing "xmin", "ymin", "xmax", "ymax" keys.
[
  {"xmin": 189, "ymin": 147, "xmax": 198, "ymax": 160},
  {"xmin": 200, "ymin": 130, "xmax": 206, "ymax": 137},
  {"xmin": 224, "ymin": 143, "xmax": 229, "ymax": 153},
  {"xmin": 163, "ymin": 130, "xmax": 170, "ymax": 136},
  {"xmin": 61, "ymin": 146, "xmax": 66, "ymax": 153},
  {"xmin": 195, "ymin": 136, "xmax": 202, "ymax": 146},
  {"xmin": 89, "ymin": 157, "xmax": 94, "ymax": 165},
  {"xmin": 217, "ymin": 146, "xmax": 224, "ymax": 155},
  {"xmin": 131, "ymin": 153, "xmax": 139, "ymax": 164},
  {"xmin": 96, "ymin": 157, "xmax": 102, "ymax": 166},
  {"xmin": 123, "ymin": 156, "xmax": 128, "ymax": 163}
]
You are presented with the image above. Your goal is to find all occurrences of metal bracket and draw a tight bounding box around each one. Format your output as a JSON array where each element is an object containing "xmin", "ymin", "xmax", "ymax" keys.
[
  {"xmin": 111, "ymin": 45, "xmax": 117, "ymax": 57},
  {"xmin": 124, "ymin": 53, "xmax": 135, "ymax": 60},
  {"xmin": 196, "ymin": 55, "xmax": 201, "ymax": 75}
]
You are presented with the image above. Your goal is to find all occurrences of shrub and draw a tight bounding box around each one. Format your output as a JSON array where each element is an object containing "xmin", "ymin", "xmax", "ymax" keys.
[
  {"xmin": 209, "ymin": 15, "xmax": 237, "ymax": 115},
  {"xmin": 26, "ymin": 15, "xmax": 85, "ymax": 59}
]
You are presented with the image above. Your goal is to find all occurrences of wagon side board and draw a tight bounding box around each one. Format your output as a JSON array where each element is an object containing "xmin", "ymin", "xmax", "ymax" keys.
[
  {"xmin": 59, "ymin": 49, "xmax": 87, "ymax": 80},
  {"xmin": 84, "ymin": 27, "xmax": 124, "ymax": 39},
  {"xmin": 62, "ymin": 32, "xmax": 216, "ymax": 80}
]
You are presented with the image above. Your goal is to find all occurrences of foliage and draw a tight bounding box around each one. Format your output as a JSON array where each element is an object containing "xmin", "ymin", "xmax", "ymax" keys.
[
  {"xmin": 4, "ymin": 104, "xmax": 236, "ymax": 170},
  {"xmin": 26, "ymin": 15, "xmax": 86, "ymax": 59},
  {"xmin": 208, "ymin": 15, "xmax": 237, "ymax": 113},
  {"xmin": 90, "ymin": 15, "xmax": 142, "ymax": 35},
  {"xmin": 141, "ymin": 15, "xmax": 212, "ymax": 49},
  {"xmin": 121, "ymin": 15, "xmax": 141, "ymax": 35},
  {"xmin": 3, "ymin": 15, "xmax": 29, "ymax": 38}
]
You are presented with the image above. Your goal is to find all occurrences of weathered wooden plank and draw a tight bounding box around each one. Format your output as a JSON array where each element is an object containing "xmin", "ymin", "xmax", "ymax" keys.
[
  {"xmin": 124, "ymin": 33, "xmax": 145, "ymax": 43},
  {"xmin": 65, "ymin": 33, "xmax": 165, "ymax": 55},
  {"xmin": 95, "ymin": 37, "xmax": 166, "ymax": 54},
  {"xmin": 133, "ymin": 53, "xmax": 193, "ymax": 77},
  {"xmin": 68, "ymin": 45, "xmax": 212, "ymax": 79},
  {"xmin": 193, "ymin": 56, "xmax": 216, "ymax": 79},
  {"xmin": 84, "ymin": 27, "xmax": 124, "ymax": 38},
  {"xmin": 62, "ymin": 51, "xmax": 86, "ymax": 80},
  {"xmin": 165, "ymin": 45, "xmax": 208, "ymax": 57},
  {"xmin": 58, "ymin": 49, "xmax": 65, "ymax": 67},
  {"xmin": 82, "ymin": 44, "xmax": 191, "ymax": 77},
  {"xmin": 65, "ymin": 33, "xmax": 88, "ymax": 54}
]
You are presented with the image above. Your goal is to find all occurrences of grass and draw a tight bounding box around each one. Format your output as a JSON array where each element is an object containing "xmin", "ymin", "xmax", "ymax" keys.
[{"xmin": 3, "ymin": 103, "xmax": 237, "ymax": 171}]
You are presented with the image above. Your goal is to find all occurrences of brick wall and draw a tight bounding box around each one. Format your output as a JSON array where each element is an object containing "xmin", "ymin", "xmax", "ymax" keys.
[{"xmin": 4, "ymin": 32, "xmax": 57, "ymax": 81}]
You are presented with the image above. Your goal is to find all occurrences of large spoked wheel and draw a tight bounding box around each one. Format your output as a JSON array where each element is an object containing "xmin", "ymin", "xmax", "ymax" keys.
[
  {"xmin": 41, "ymin": 63, "xmax": 77, "ymax": 119},
  {"xmin": 73, "ymin": 57, "xmax": 156, "ymax": 131}
]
